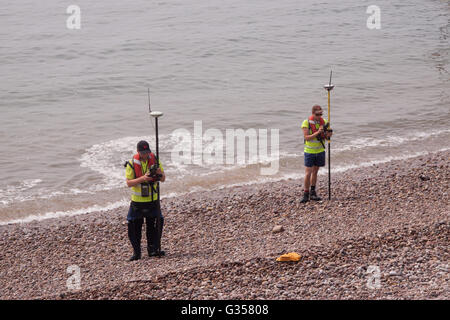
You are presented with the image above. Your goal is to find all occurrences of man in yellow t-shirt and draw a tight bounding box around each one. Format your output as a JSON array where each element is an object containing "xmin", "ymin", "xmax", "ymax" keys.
[
  {"xmin": 300, "ymin": 105, "xmax": 333, "ymax": 203},
  {"xmin": 125, "ymin": 140, "xmax": 165, "ymax": 261}
]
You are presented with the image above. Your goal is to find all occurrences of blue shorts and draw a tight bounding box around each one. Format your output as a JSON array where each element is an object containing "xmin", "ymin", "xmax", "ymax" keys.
[{"xmin": 304, "ymin": 152, "xmax": 326, "ymax": 167}]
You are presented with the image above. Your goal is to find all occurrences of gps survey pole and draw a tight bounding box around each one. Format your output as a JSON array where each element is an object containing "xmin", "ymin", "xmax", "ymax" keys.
[
  {"xmin": 323, "ymin": 70, "xmax": 334, "ymax": 201},
  {"xmin": 148, "ymin": 88, "xmax": 164, "ymax": 257}
]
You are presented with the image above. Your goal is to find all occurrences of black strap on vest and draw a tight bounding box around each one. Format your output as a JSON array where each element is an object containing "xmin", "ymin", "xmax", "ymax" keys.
[{"xmin": 124, "ymin": 160, "xmax": 134, "ymax": 170}]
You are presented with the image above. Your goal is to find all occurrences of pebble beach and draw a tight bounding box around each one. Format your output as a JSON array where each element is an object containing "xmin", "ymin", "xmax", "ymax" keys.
[{"xmin": 0, "ymin": 151, "xmax": 448, "ymax": 300}]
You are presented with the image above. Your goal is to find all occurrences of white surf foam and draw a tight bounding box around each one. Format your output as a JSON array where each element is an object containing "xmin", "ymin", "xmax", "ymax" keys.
[
  {"xmin": 0, "ymin": 129, "xmax": 450, "ymax": 210},
  {"xmin": 334, "ymin": 128, "xmax": 450, "ymax": 152},
  {"xmin": 214, "ymin": 147, "xmax": 450, "ymax": 191},
  {"xmin": 0, "ymin": 179, "xmax": 43, "ymax": 205},
  {"xmin": 0, "ymin": 199, "xmax": 129, "ymax": 226},
  {"xmin": 6, "ymin": 147, "xmax": 447, "ymax": 226},
  {"xmin": 0, "ymin": 190, "xmax": 186, "ymax": 226},
  {"xmin": 79, "ymin": 135, "xmax": 174, "ymax": 191},
  {"xmin": 79, "ymin": 134, "xmax": 294, "ymax": 186}
]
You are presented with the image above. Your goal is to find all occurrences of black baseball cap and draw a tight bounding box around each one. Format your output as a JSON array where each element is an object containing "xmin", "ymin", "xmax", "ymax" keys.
[{"xmin": 137, "ymin": 140, "xmax": 151, "ymax": 153}]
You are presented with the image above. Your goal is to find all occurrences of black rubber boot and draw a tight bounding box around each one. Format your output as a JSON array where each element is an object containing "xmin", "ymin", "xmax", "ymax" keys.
[
  {"xmin": 128, "ymin": 219, "xmax": 143, "ymax": 261},
  {"xmin": 148, "ymin": 250, "xmax": 166, "ymax": 257},
  {"xmin": 310, "ymin": 190, "xmax": 322, "ymax": 201},
  {"xmin": 147, "ymin": 216, "xmax": 165, "ymax": 257},
  {"xmin": 129, "ymin": 253, "xmax": 141, "ymax": 261},
  {"xmin": 300, "ymin": 191, "xmax": 309, "ymax": 203}
]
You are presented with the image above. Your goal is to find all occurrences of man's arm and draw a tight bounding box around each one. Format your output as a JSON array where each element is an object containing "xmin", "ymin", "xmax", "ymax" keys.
[
  {"xmin": 303, "ymin": 127, "xmax": 323, "ymax": 141},
  {"xmin": 126, "ymin": 169, "xmax": 165, "ymax": 187},
  {"xmin": 126, "ymin": 175, "xmax": 154, "ymax": 188},
  {"xmin": 125, "ymin": 159, "xmax": 166, "ymax": 187},
  {"xmin": 125, "ymin": 162, "xmax": 156, "ymax": 187}
]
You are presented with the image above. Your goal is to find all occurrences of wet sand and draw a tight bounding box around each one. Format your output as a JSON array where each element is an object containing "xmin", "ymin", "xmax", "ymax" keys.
[{"xmin": 0, "ymin": 151, "xmax": 448, "ymax": 299}]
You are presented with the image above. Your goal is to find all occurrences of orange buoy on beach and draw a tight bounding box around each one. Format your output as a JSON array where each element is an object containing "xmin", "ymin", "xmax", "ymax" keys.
[{"xmin": 276, "ymin": 252, "xmax": 301, "ymax": 262}]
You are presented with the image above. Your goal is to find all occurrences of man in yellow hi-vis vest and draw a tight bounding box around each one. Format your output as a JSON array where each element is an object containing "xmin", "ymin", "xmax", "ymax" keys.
[
  {"xmin": 125, "ymin": 140, "xmax": 165, "ymax": 261},
  {"xmin": 300, "ymin": 105, "xmax": 333, "ymax": 203}
]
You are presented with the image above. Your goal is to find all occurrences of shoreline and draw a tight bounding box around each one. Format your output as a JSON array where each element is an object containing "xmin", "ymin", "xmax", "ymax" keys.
[
  {"xmin": 0, "ymin": 150, "xmax": 448, "ymax": 299},
  {"xmin": 2, "ymin": 147, "xmax": 449, "ymax": 227}
]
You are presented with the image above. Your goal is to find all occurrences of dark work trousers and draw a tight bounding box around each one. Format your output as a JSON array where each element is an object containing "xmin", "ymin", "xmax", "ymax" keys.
[{"xmin": 127, "ymin": 201, "xmax": 164, "ymax": 255}]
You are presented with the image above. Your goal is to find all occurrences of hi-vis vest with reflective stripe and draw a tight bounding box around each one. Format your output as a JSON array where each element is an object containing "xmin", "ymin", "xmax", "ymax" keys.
[
  {"xmin": 125, "ymin": 158, "xmax": 162, "ymax": 202},
  {"xmin": 301, "ymin": 118, "xmax": 328, "ymax": 154}
]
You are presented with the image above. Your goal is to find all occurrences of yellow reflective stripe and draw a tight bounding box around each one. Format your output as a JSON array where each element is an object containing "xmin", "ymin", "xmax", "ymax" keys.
[
  {"xmin": 305, "ymin": 140, "xmax": 323, "ymax": 147},
  {"xmin": 304, "ymin": 147, "xmax": 325, "ymax": 154},
  {"xmin": 131, "ymin": 184, "xmax": 158, "ymax": 202},
  {"xmin": 305, "ymin": 137, "xmax": 325, "ymax": 153},
  {"xmin": 305, "ymin": 145, "xmax": 323, "ymax": 149},
  {"xmin": 132, "ymin": 189, "xmax": 157, "ymax": 196},
  {"xmin": 131, "ymin": 192, "xmax": 158, "ymax": 202}
]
